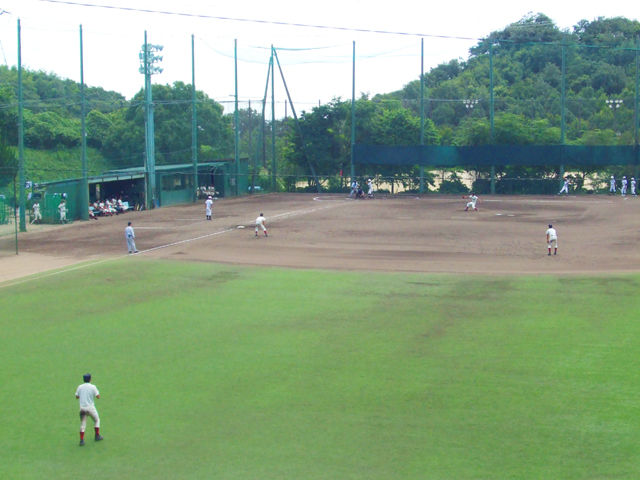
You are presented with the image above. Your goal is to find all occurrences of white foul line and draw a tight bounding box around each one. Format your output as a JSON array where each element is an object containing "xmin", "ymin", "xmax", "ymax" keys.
[{"xmin": 0, "ymin": 200, "xmax": 351, "ymax": 290}]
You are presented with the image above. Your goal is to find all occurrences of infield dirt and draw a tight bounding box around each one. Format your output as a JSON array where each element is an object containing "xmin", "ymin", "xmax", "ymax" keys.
[{"xmin": 2, "ymin": 193, "xmax": 639, "ymax": 282}]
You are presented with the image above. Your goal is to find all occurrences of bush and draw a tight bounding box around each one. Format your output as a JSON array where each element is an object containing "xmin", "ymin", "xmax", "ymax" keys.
[{"xmin": 438, "ymin": 179, "xmax": 469, "ymax": 194}]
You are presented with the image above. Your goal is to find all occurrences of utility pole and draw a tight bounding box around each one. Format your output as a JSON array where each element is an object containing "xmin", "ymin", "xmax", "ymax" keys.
[
  {"xmin": 139, "ymin": 32, "xmax": 163, "ymax": 209},
  {"xmin": 191, "ymin": 34, "xmax": 198, "ymax": 202}
]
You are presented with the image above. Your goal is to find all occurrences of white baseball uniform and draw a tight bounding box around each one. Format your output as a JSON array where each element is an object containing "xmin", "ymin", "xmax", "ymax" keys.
[
  {"xmin": 558, "ymin": 180, "xmax": 569, "ymax": 195},
  {"xmin": 621, "ymin": 178, "xmax": 627, "ymax": 196},
  {"xmin": 349, "ymin": 181, "xmax": 358, "ymax": 198},
  {"xmin": 367, "ymin": 180, "xmax": 373, "ymax": 196},
  {"xmin": 32, "ymin": 203, "xmax": 41, "ymax": 223},
  {"xmin": 466, "ymin": 195, "xmax": 478, "ymax": 209},
  {"xmin": 75, "ymin": 383, "xmax": 100, "ymax": 432},
  {"xmin": 205, "ymin": 198, "xmax": 213, "ymax": 218},
  {"xmin": 125, "ymin": 225, "xmax": 137, "ymax": 253},
  {"xmin": 58, "ymin": 202, "xmax": 67, "ymax": 223},
  {"xmin": 610, "ymin": 177, "xmax": 616, "ymax": 193},
  {"xmin": 546, "ymin": 227, "xmax": 558, "ymax": 249},
  {"xmin": 255, "ymin": 215, "xmax": 266, "ymax": 233},
  {"xmin": 632, "ymin": 179, "xmax": 637, "ymax": 196}
]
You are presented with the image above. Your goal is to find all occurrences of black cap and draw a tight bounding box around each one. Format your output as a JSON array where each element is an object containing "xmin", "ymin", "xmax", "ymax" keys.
[
  {"xmin": 548, "ymin": 224, "xmax": 552, "ymax": 228},
  {"xmin": 83, "ymin": 373, "xmax": 91, "ymax": 382},
  {"xmin": 128, "ymin": 222, "xmax": 132, "ymax": 226}
]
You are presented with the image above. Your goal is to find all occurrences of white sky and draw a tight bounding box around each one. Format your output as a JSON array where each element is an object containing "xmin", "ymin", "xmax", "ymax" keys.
[{"xmin": 0, "ymin": 0, "xmax": 636, "ymax": 117}]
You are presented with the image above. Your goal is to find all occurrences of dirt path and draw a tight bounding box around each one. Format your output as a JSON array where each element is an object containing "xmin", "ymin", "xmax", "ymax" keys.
[{"xmin": 2, "ymin": 193, "xmax": 639, "ymax": 284}]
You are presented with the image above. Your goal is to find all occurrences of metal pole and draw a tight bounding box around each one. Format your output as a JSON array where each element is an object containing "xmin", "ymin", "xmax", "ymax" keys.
[
  {"xmin": 635, "ymin": 36, "xmax": 639, "ymax": 179},
  {"xmin": 419, "ymin": 38, "xmax": 424, "ymax": 194},
  {"xmin": 234, "ymin": 39, "xmax": 240, "ymax": 196},
  {"xmin": 490, "ymin": 42, "xmax": 495, "ymax": 195},
  {"xmin": 14, "ymin": 176, "xmax": 18, "ymax": 253},
  {"xmin": 18, "ymin": 19, "xmax": 26, "ymax": 232},
  {"xmin": 271, "ymin": 46, "xmax": 276, "ymax": 192},
  {"xmin": 80, "ymin": 25, "xmax": 89, "ymax": 220},
  {"xmin": 191, "ymin": 34, "xmax": 198, "ymax": 202},
  {"xmin": 560, "ymin": 35, "xmax": 566, "ymax": 186},
  {"xmin": 350, "ymin": 41, "xmax": 356, "ymax": 182}
]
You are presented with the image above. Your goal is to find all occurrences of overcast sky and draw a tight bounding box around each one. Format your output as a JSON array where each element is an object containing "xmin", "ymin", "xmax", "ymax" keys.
[{"xmin": 0, "ymin": 0, "xmax": 636, "ymax": 116}]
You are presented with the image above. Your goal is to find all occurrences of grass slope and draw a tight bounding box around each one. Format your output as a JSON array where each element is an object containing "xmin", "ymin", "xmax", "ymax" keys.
[{"xmin": 1, "ymin": 260, "xmax": 639, "ymax": 479}]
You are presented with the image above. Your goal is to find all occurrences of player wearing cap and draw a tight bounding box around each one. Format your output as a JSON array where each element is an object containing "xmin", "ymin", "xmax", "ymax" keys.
[
  {"xmin": 546, "ymin": 224, "xmax": 558, "ymax": 256},
  {"xmin": 58, "ymin": 200, "xmax": 67, "ymax": 224},
  {"xmin": 610, "ymin": 175, "xmax": 616, "ymax": 195},
  {"xmin": 631, "ymin": 177, "xmax": 637, "ymax": 197},
  {"xmin": 463, "ymin": 193, "xmax": 479, "ymax": 211},
  {"xmin": 255, "ymin": 213, "xmax": 268, "ymax": 237},
  {"xmin": 75, "ymin": 373, "xmax": 103, "ymax": 446},
  {"xmin": 367, "ymin": 179, "xmax": 374, "ymax": 197},
  {"xmin": 558, "ymin": 177, "xmax": 570, "ymax": 196},
  {"xmin": 125, "ymin": 222, "xmax": 138, "ymax": 254},
  {"xmin": 621, "ymin": 176, "xmax": 628, "ymax": 197},
  {"xmin": 205, "ymin": 196, "xmax": 213, "ymax": 220}
]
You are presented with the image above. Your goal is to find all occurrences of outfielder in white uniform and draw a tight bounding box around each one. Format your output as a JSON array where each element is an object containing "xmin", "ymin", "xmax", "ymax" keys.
[
  {"xmin": 558, "ymin": 178, "xmax": 570, "ymax": 196},
  {"xmin": 546, "ymin": 224, "xmax": 558, "ymax": 256},
  {"xmin": 463, "ymin": 193, "xmax": 479, "ymax": 211},
  {"xmin": 255, "ymin": 213, "xmax": 268, "ymax": 237},
  {"xmin": 610, "ymin": 176, "xmax": 616, "ymax": 195},
  {"xmin": 367, "ymin": 179, "xmax": 374, "ymax": 197},
  {"xmin": 58, "ymin": 201, "xmax": 67, "ymax": 224},
  {"xmin": 125, "ymin": 222, "xmax": 138, "ymax": 254},
  {"xmin": 31, "ymin": 202, "xmax": 42, "ymax": 224},
  {"xmin": 621, "ymin": 176, "xmax": 628, "ymax": 196},
  {"xmin": 75, "ymin": 373, "xmax": 103, "ymax": 446},
  {"xmin": 632, "ymin": 178, "xmax": 637, "ymax": 197},
  {"xmin": 205, "ymin": 196, "xmax": 213, "ymax": 220}
]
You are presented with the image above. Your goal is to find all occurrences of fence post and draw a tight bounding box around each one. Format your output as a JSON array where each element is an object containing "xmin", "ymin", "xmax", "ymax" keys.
[
  {"xmin": 191, "ymin": 34, "xmax": 198, "ymax": 202},
  {"xmin": 560, "ymin": 35, "xmax": 566, "ymax": 190},
  {"xmin": 419, "ymin": 38, "xmax": 424, "ymax": 194},
  {"xmin": 18, "ymin": 19, "xmax": 26, "ymax": 232},
  {"xmin": 80, "ymin": 25, "xmax": 89, "ymax": 220},
  {"xmin": 489, "ymin": 42, "xmax": 496, "ymax": 195}
]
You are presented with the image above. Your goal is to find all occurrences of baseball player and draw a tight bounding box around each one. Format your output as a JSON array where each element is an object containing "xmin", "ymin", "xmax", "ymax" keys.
[
  {"xmin": 546, "ymin": 224, "xmax": 558, "ymax": 256},
  {"xmin": 349, "ymin": 180, "xmax": 358, "ymax": 198},
  {"xmin": 367, "ymin": 179, "xmax": 374, "ymax": 197},
  {"xmin": 558, "ymin": 177, "xmax": 570, "ymax": 196},
  {"xmin": 31, "ymin": 201, "xmax": 42, "ymax": 224},
  {"xmin": 125, "ymin": 221, "xmax": 138, "ymax": 254},
  {"xmin": 463, "ymin": 193, "xmax": 479, "ymax": 211},
  {"xmin": 610, "ymin": 175, "xmax": 616, "ymax": 195},
  {"xmin": 75, "ymin": 373, "xmax": 103, "ymax": 446},
  {"xmin": 205, "ymin": 196, "xmax": 213, "ymax": 220},
  {"xmin": 621, "ymin": 176, "xmax": 628, "ymax": 196},
  {"xmin": 58, "ymin": 200, "xmax": 67, "ymax": 224},
  {"xmin": 255, "ymin": 213, "xmax": 268, "ymax": 237},
  {"xmin": 631, "ymin": 177, "xmax": 637, "ymax": 197}
]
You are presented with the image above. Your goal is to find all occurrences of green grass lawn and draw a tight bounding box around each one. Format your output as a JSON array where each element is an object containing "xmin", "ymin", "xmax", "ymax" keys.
[{"xmin": 1, "ymin": 259, "xmax": 640, "ymax": 479}]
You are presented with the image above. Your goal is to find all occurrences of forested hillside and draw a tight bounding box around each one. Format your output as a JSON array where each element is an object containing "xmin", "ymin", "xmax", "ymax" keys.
[{"xmin": 1, "ymin": 13, "xmax": 639, "ymax": 196}]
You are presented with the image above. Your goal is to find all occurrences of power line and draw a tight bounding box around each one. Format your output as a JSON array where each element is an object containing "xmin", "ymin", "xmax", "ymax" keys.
[{"xmin": 34, "ymin": 0, "xmax": 481, "ymax": 41}]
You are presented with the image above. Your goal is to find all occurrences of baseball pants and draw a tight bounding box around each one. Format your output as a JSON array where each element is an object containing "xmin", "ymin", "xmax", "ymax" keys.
[
  {"xmin": 126, "ymin": 237, "xmax": 137, "ymax": 253},
  {"xmin": 79, "ymin": 406, "xmax": 100, "ymax": 432},
  {"xmin": 548, "ymin": 237, "xmax": 558, "ymax": 249}
]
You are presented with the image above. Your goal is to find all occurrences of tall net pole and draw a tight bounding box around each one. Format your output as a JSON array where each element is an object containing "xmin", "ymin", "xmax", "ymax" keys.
[
  {"xmin": 350, "ymin": 41, "xmax": 356, "ymax": 182},
  {"xmin": 490, "ymin": 42, "xmax": 495, "ymax": 194},
  {"xmin": 18, "ymin": 19, "xmax": 26, "ymax": 232},
  {"xmin": 560, "ymin": 35, "xmax": 566, "ymax": 186},
  {"xmin": 234, "ymin": 39, "xmax": 239, "ymax": 196},
  {"xmin": 271, "ymin": 46, "xmax": 276, "ymax": 192},
  {"xmin": 80, "ymin": 25, "xmax": 89, "ymax": 220},
  {"xmin": 419, "ymin": 38, "xmax": 424, "ymax": 194},
  {"xmin": 191, "ymin": 34, "xmax": 198, "ymax": 202}
]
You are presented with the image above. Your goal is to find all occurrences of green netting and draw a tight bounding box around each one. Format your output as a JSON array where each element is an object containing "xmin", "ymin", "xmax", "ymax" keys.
[
  {"xmin": 0, "ymin": 195, "xmax": 7, "ymax": 225},
  {"xmin": 354, "ymin": 145, "xmax": 640, "ymax": 167}
]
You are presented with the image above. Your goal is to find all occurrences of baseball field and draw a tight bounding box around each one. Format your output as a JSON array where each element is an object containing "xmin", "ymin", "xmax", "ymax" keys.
[{"xmin": 2, "ymin": 193, "xmax": 640, "ymax": 479}]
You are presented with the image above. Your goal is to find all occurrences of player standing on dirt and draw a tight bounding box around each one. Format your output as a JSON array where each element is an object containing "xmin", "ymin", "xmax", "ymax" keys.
[
  {"xmin": 546, "ymin": 224, "xmax": 558, "ymax": 256},
  {"xmin": 255, "ymin": 213, "xmax": 268, "ymax": 237},
  {"xmin": 632, "ymin": 177, "xmax": 637, "ymax": 197},
  {"xmin": 205, "ymin": 196, "xmax": 213, "ymax": 220},
  {"xmin": 58, "ymin": 200, "xmax": 67, "ymax": 224},
  {"xmin": 610, "ymin": 176, "xmax": 616, "ymax": 195},
  {"xmin": 125, "ymin": 222, "xmax": 138, "ymax": 254},
  {"xmin": 367, "ymin": 179, "xmax": 374, "ymax": 198},
  {"xmin": 558, "ymin": 177, "xmax": 570, "ymax": 196},
  {"xmin": 349, "ymin": 180, "xmax": 358, "ymax": 199},
  {"xmin": 31, "ymin": 201, "xmax": 42, "ymax": 224},
  {"xmin": 621, "ymin": 176, "xmax": 628, "ymax": 197},
  {"xmin": 463, "ymin": 193, "xmax": 479, "ymax": 211}
]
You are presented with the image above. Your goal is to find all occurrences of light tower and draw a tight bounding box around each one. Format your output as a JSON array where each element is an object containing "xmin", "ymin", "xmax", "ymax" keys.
[{"xmin": 139, "ymin": 33, "xmax": 163, "ymax": 209}]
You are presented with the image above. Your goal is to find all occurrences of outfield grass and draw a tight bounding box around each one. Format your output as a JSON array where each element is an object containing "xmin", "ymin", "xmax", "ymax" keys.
[{"xmin": 1, "ymin": 260, "xmax": 640, "ymax": 479}]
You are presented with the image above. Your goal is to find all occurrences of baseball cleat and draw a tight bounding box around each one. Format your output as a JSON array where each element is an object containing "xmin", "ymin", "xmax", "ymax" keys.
[
  {"xmin": 548, "ymin": 253, "xmax": 551, "ymax": 256},
  {"xmin": 95, "ymin": 435, "xmax": 104, "ymax": 441},
  {"xmin": 79, "ymin": 439, "xmax": 85, "ymax": 446}
]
